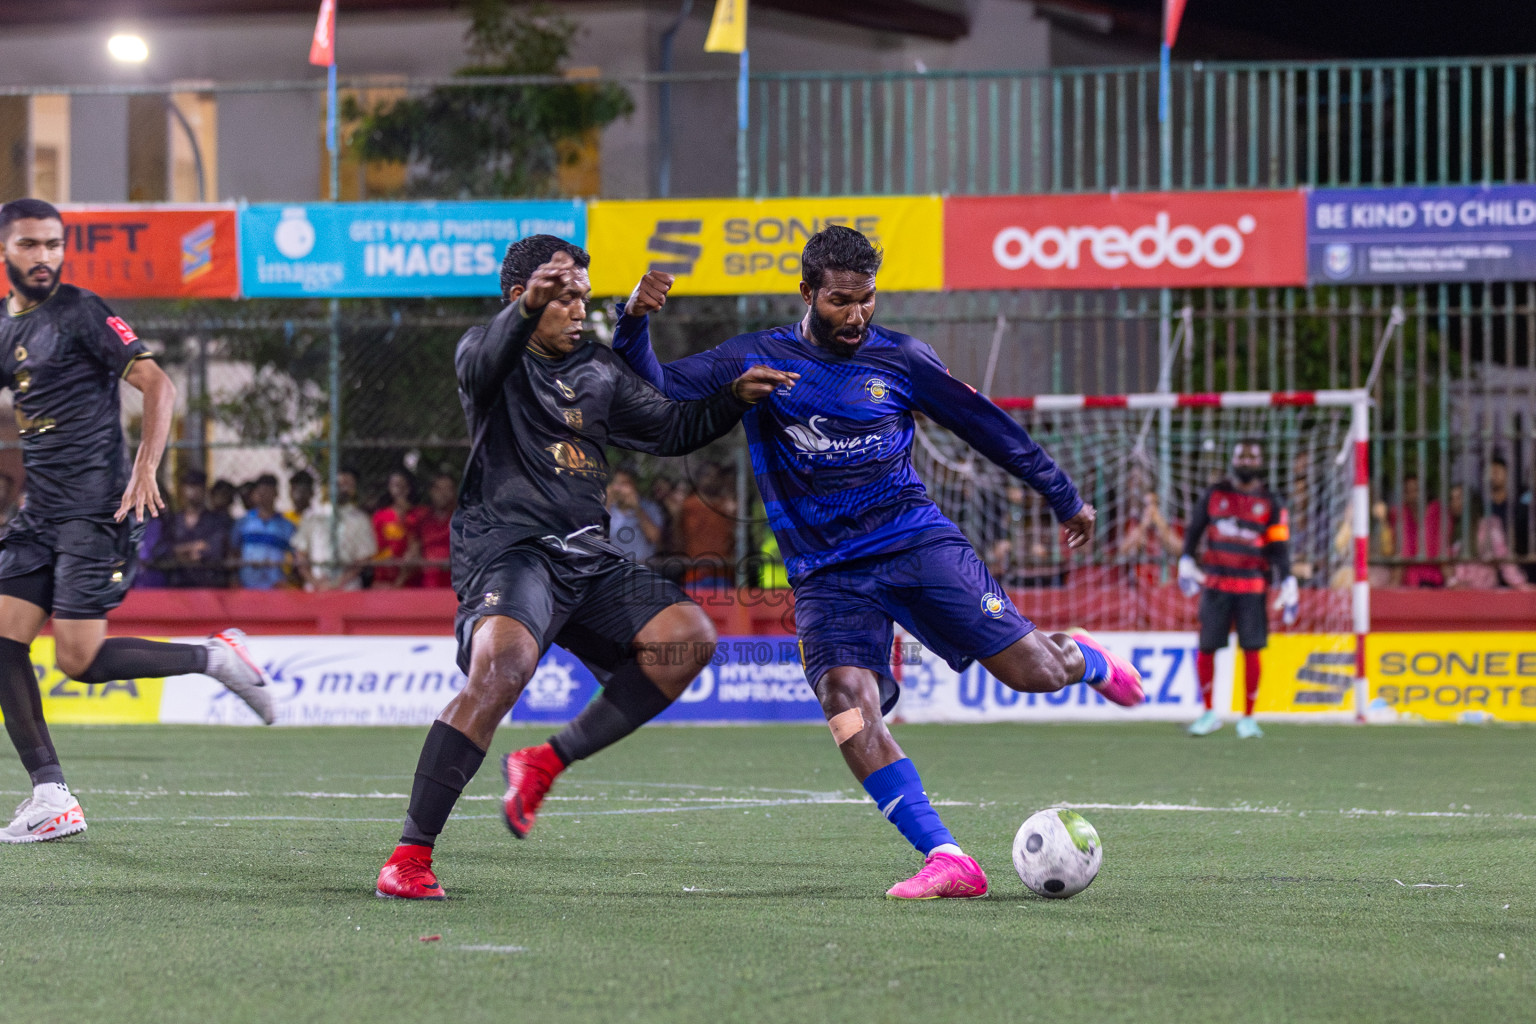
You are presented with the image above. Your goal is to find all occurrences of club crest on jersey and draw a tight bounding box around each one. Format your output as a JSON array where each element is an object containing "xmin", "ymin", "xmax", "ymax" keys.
[
  {"xmin": 863, "ymin": 377, "xmax": 890, "ymax": 401},
  {"xmin": 13, "ymin": 346, "xmax": 25, "ymax": 362},
  {"xmin": 106, "ymin": 316, "xmax": 138, "ymax": 345},
  {"xmin": 980, "ymin": 592, "xmax": 1006, "ymax": 619},
  {"xmin": 1252, "ymin": 500, "xmax": 1268, "ymax": 517}
]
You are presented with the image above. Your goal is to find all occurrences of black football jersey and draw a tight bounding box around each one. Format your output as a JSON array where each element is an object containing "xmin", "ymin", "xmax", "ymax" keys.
[
  {"xmin": 0, "ymin": 284, "xmax": 153, "ymax": 519},
  {"xmin": 451, "ymin": 298, "xmax": 749, "ymax": 574}
]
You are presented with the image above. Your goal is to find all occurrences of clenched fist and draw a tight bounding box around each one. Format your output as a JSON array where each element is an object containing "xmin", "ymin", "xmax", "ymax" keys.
[
  {"xmin": 626, "ymin": 270, "xmax": 675, "ymax": 318},
  {"xmin": 523, "ymin": 251, "xmax": 580, "ymax": 310}
]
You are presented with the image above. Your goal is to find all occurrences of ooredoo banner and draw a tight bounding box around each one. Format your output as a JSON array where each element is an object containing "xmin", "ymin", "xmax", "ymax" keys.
[
  {"xmin": 57, "ymin": 205, "xmax": 240, "ymax": 299},
  {"xmin": 587, "ymin": 196, "xmax": 944, "ymax": 295},
  {"xmin": 944, "ymin": 191, "xmax": 1307, "ymax": 290}
]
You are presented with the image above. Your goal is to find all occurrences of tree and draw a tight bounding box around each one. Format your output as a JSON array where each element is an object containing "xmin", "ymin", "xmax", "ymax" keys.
[{"xmin": 348, "ymin": 0, "xmax": 633, "ymax": 198}]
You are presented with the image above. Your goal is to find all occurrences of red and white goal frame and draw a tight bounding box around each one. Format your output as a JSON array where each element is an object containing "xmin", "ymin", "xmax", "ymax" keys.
[{"xmin": 985, "ymin": 388, "xmax": 1373, "ymax": 720}]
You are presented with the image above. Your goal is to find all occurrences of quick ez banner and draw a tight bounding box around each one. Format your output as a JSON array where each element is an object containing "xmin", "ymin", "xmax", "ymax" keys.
[{"xmin": 239, "ymin": 200, "xmax": 586, "ymax": 297}]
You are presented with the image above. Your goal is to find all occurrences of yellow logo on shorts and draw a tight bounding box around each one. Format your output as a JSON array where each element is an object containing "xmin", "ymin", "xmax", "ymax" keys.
[{"xmin": 981, "ymin": 592, "xmax": 1006, "ymax": 619}]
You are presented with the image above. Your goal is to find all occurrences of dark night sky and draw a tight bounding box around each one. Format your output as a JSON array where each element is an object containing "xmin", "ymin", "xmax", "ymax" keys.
[{"xmin": 1101, "ymin": 0, "xmax": 1536, "ymax": 58}]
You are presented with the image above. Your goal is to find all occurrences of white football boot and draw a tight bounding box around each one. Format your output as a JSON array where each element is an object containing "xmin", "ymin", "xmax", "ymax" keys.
[
  {"xmin": 0, "ymin": 784, "xmax": 87, "ymax": 843},
  {"xmin": 204, "ymin": 629, "xmax": 277, "ymax": 725}
]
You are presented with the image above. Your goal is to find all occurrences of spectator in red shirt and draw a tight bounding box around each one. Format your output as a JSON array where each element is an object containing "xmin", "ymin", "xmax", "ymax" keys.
[
  {"xmin": 1389, "ymin": 473, "xmax": 1444, "ymax": 588},
  {"xmin": 416, "ymin": 471, "xmax": 456, "ymax": 588},
  {"xmin": 372, "ymin": 469, "xmax": 425, "ymax": 588}
]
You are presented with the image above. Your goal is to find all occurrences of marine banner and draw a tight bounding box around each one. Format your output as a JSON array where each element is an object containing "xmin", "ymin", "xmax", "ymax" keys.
[
  {"xmin": 585, "ymin": 196, "xmax": 944, "ymax": 296},
  {"xmin": 238, "ymin": 200, "xmax": 586, "ymax": 298},
  {"xmin": 56, "ymin": 205, "xmax": 240, "ymax": 299}
]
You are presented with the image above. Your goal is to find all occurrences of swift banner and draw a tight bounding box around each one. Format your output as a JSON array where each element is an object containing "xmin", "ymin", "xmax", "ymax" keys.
[
  {"xmin": 1309, "ymin": 184, "xmax": 1536, "ymax": 283},
  {"xmin": 56, "ymin": 205, "xmax": 240, "ymax": 299},
  {"xmin": 945, "ymin": 191, "xmax": 1307, "ymax": 290},
  {"xmin": 239, "ymin": 200, "xmax": 586, "ymax": 298},
  {"xmin": 586, "ymin": 196, "xmax": 943, "ymax": 295}
]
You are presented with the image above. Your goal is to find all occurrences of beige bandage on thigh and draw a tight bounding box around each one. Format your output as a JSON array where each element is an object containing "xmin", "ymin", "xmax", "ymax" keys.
[{"xmin": 828, "ymin": 707, "xmax": 865, "ymax": 744}]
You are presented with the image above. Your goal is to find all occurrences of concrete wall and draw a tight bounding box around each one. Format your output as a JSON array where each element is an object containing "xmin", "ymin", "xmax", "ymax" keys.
[{"xmin": 0, "ymin": 1, "xmax": 1067, "ymax": 202}]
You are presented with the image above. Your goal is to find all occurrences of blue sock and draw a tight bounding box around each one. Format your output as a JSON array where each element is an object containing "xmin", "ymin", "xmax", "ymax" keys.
[
  {"xmin": 1076, "ymin": 639, "xmax": 1109, "ymax": 685},
  {"xmin": 861, "ymin": 758, "xmax": 956, "ymax": 856}
]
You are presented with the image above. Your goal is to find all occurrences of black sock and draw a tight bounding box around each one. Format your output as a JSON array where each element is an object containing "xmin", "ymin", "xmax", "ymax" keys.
[
  {"xmin": 400, "ymin": 721, "xmax": 485, "ymax": 848},
  {"xmin": 547, "ymin": 661, "xmax": 674, "ymax": 766},
  {"xmin": 76, "ymin": 638, "xmax": 208, "ymax": 685},
  {"xmin": 0, "ymin": 637, "xmax": 64, "ymax": 787}
]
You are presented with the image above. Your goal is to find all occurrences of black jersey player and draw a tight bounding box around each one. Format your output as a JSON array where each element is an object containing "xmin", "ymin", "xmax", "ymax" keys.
[
  {"xmin": 0, "ymin": 199, "xmax": 276, "ymax": 843},
  {"xmin": 374, "ymin": 236, "xmax": 794, "ymax": 900},
  {"xmin": 1177, "ymin": 439, "xmax": 1298, "ymax": 738}
]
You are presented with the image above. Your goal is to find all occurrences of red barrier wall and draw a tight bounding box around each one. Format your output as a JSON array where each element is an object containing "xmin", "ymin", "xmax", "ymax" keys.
[{"xmin": 101, "ymin": 585, "xmax": 1532, "ymax": 637}]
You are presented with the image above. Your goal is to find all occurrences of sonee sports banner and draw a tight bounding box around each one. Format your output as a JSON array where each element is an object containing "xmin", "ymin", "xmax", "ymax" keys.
[
  {"xmin": 944, "ymin": 191, "xmax": 1308, "ymax": 290},
  {"xmin": 586, "ymin": 196, "xmax": 944, "ymax": 296}
]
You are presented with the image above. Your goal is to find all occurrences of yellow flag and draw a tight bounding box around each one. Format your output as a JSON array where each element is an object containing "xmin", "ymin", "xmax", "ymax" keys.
[{"xmin": 704, "ymin": 0, "xmax": 747, "ymax": 53}]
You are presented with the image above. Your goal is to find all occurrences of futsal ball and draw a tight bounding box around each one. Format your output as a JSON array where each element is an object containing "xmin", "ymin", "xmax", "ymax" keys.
[{"xmin": 1012, "ymin": 807, "xmax": 1102, "ymax": 898}]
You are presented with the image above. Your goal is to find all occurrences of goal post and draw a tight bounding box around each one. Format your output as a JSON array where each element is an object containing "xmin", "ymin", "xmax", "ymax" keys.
[{"xmin": 912, "ymin": 388, "xmax": 1372, "ymax": 720}]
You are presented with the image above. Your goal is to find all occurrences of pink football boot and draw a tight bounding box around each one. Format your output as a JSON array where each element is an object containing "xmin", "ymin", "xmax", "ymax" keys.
[
  {"xmin": 1071, "ymin": 631, "xmax": 1146, "ymax": 707},
  {"xmin": 885, "ymin": 851, "xmax": 989, "ymax": 900}
]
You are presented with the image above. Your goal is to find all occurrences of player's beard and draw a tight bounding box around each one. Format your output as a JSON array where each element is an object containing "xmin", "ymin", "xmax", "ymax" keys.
[
  {"xmin": 5, "ymin": 257, "xmax": 59, "ymax": 303},
  {"xmin": 1232, "ymin": 464, "xmax": 1264, "ymax": 483},
  {"xmin": 807, "ymin": 305, "xmax": 870, "ymax": 358}
]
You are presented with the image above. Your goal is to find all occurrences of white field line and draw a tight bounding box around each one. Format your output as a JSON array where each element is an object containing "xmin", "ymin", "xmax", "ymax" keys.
[{"xmin": 41, "ymin": 785, "xmax": 1536, "ymax": 824}]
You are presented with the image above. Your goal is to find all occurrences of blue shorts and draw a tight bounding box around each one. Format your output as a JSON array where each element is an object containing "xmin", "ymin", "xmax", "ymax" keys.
[{"xmin": 793, "ymin": 531, "xmax": 1035, "ymax": 715}]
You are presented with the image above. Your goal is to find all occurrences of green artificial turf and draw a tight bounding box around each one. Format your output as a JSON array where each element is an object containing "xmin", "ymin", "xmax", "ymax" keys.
[{"xmin": 0, "ymin": 723, "xmax": 1530, "ymax": 1024}]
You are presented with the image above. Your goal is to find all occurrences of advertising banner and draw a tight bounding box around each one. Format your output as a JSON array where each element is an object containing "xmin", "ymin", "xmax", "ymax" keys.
[
  {"xmin": 31, "ymin": 637, "xmax": 165, "ymax": 725},
  {"xmin": 239, "ymin": 200, "xmax": 586, "ymax": 298},
  {"xmin": 944, "ymin": 190, "xmax": 1307, "ymax": 290},
  {"xmin": 155, "ymin": 635, "xmax": 826, "ymax": 727},
  {"xmin": 56, "ymin": 205, "xmax": 240, "ymax": 299},
  {"xmin": 586, "ymin": 196, "xmax": 943, "ymax": 295},
  {"xmin": 1252, "ymin": 633, "xmax": 1357, "ymax": 716},
  {"xmin": 894, "ymin": 631, "xmax": 1228, "ymax": 723},
  {"xmin": 1308, "ymin": 185, "xmax": 1536, "ymax": 284}
]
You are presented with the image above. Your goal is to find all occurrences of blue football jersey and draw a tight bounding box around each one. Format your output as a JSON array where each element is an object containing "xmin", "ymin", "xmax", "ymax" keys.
[{"xmin": 611, "ymin": 315, "xmax": 1083, "ymax": 583}]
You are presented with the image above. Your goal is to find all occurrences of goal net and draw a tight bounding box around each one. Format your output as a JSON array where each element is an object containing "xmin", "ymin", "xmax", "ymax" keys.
[{"xmin": 912, "ymin": 390, "xmax": 1370, "ymax": 705}]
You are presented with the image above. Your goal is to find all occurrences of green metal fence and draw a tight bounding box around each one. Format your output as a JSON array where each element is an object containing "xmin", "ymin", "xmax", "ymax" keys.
[{"xmin": 749, "ymin": 57, "xmax": 1536, "ymax": 196}]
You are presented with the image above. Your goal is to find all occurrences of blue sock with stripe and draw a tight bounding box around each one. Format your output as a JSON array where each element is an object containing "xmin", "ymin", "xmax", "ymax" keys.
[
  {"xmin": 1077, "ymin": 639, "xmax": 1109, "ymax": 685},
  {"xmin": 861, "ymin": 758, "xmax": 957, "ymax": 856}
]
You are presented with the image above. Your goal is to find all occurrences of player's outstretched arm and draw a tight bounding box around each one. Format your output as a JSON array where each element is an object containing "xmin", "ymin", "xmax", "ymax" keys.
[
  {"xmin": 457, "ymin": 253, "xmax": 578, "ymax": 404},
  {"xmin": 611, "ymin": 273, "xmax": 741, "ymax": 401},
  {"xmin": 117, "ymin": 358, "xmax": 175, "ymax": 522},
  {"xmin": 607, "ymin": 363, "xmax": 797, "ymax": 457},
  {"xmin": 901, "ymin": 338, "xmax": 1083, "ymax": 525}
]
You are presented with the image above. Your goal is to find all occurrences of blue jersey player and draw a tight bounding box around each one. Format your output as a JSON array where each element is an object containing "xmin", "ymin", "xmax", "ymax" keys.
[{"xmin": 611, "ymin": 226, "xmax": 1145, "ymax": 899}]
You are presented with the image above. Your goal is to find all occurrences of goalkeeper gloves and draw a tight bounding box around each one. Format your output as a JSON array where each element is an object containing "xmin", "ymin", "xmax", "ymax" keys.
[
  {"xmin": 1177, "ymin": 556, "xmax": 1204, "ymax": 597},
  {"xmin": 1274, "ymin": 575, "xmax": 1300, "ymax": 626}
]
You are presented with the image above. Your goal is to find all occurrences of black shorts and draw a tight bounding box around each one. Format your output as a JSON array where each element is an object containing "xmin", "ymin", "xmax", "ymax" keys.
[
  {"xmin": 0, "ymin": 510, "xmax": 144, "ymax": 620},
  {"xmin": 453, "ymin": 539, "xmax": 691, "ymax": 677},
  {"xmin": 1198, "ymin": 588, "xmax": 1268, "ymax": 652}
]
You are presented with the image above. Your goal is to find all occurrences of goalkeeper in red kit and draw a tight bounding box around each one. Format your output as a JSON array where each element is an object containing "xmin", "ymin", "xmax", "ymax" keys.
[{"xmin": 1177, "ymin": 439, "xmax": 1298, "ymax": 738}]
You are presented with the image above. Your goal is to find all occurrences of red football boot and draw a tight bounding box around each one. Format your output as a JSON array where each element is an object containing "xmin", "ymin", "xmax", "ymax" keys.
[
  {"xmin": 500, "ymin": 743, "xmax": 565, "ymax": 839},
  {"xmin": 375, "ymin": 844, "xmax": 446, "ymax": 900}
]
